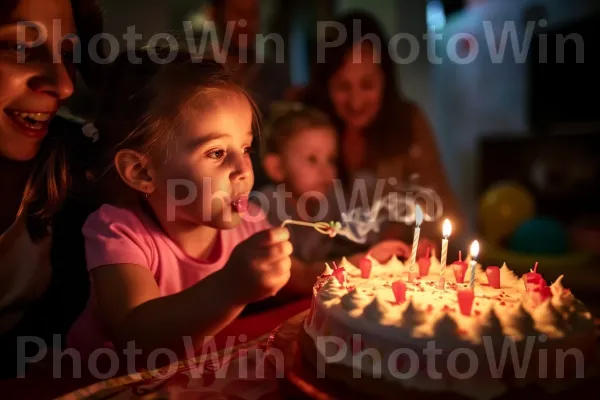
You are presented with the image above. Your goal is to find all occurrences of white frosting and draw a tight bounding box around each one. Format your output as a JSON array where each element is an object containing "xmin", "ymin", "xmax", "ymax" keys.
[
  {"xmin": 534, "ymin": 300, "xmax": 569, "ymax": 337},
  {"xmin": 323, "ymin": 263, "xmax": 334, "ymax": 275},
  {"xmin": 477, "ymin": 305, "xmax": 504, "ymax": 338},
  {"xmin": 319, "ymin": 276, "xmax": 346, "ymax": 300},
  {"xmin": 363, "ymin": 295, "xmax": 392, "ymax": 322},
  {"xmin": 433, "ymin": 312, "xmax": 459, "ymax": 338},
  {"xmin": 505, "ymin": 304, "xmax": 537, "ymax": 339},
  {"xmin": 399, "ymin": 299, "xmax": 426, "ymax": 329},
  {"xmin": 339, "ymin": 256, "xmax": 355, "ymax": 270},
  {"xmin": 341, "ymin": 289, "xmax": 369, "ymax": 311},
  {"xmin": 500, "ymin": 263, "xmax": 520, "ymax": 287}
]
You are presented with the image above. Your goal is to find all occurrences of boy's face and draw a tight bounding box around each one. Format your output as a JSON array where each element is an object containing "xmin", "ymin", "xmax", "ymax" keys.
[
  {"xmin": 280, "ymin": 127, "xmax": 338, "ymax": 199},
  {"xmin": 149, "ymin": 92, "xmax": 255, "ymax": 229}
]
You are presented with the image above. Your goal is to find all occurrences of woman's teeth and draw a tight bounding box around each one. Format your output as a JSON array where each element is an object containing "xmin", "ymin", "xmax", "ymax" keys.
[{"xmin": 10, "ymin": 111, "xmax": 51, "ymax": 129}]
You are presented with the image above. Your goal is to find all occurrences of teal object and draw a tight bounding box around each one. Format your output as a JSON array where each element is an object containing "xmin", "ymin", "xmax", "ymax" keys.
[{"xmin": 509, "ymin": 218, "xmax": 569, "ymax": 255}]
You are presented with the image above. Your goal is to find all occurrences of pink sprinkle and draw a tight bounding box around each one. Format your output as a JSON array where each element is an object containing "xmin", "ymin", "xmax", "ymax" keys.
[
  {"xmin": 500, "ymin": 301, "xmax": 506, "ymax": 306},
  {"xmin": 475, "ymin": 310, "xmax": 481, "ymax": 316}
]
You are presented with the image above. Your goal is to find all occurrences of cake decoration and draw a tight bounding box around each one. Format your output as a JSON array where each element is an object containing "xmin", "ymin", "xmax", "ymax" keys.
[{"xmin": 303, "ymin": 253, "xmax": 596, "ymax": 399}]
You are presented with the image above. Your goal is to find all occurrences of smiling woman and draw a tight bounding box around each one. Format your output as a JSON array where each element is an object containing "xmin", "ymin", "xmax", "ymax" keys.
[{"xmin": 0, "ymin": 0, "xmax": 103, "ymax": 378}]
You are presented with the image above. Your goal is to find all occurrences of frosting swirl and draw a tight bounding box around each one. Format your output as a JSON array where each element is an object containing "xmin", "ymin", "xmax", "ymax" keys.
[
  {"xmin": 364, "ymin": 296, "xmax": 391, "ymax": 322},
  {"xmin": 341, "ymin": 289, "xmax": 369, "ymax": 311},
  {"xmin": 478, "ymin": 306, "xmax": 504, "ymax": 338},
  {"xmin": 400, "ymin": 299, "xmax": 426, "ymax": 328},
  {"xmin": 505, "ymin": 304, "xmax": 537, "ymax": 338},
  {"xmin": 319, "ymin": 277, "xmax": 345, "ymax": 300},
  {"xmin": 500, "ymin": 263, "xmax": 520, "ymax": 287},
  {"xmin": 433, "ymin": 312, "xmax": 459, "ymax": 337},
  {"xmin": 323, "ymin": 263, "xmax": 334, "ymax": 276},
  {"xmin": 534, "ymin": 300, "xmax": 568, "ymax": 336},
  {"xmin": 339, "ymin": 256, "xmax": 355, "ymax": 270}
]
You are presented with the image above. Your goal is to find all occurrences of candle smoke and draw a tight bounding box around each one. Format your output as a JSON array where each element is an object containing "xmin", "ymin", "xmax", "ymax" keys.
[{"xmin": 334, "ymin": 191, "xmax": 437, "ymax": 244}]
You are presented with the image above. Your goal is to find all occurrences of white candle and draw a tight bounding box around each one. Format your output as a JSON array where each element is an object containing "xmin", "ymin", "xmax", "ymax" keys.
[
  {"xmin": 409, "ymin": 205, "xmax": 424, "ymax": 269},
  {"xmin": 469, "ymin": 240, "xmax": 480, "ymax": 289},
  {"xmin": 440, "ymin": 219, "xmax": 452, "ymax": 269}
]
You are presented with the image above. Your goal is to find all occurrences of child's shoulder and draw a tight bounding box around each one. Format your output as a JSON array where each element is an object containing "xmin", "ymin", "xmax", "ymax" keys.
[{"xmin": 83, "ymin": 204, "xmax": 149, "ymax": 235}]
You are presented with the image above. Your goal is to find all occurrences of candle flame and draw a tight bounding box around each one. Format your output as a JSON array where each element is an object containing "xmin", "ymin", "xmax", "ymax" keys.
[
  {"xmin": 470, "ymin": 240, "xmax": 480, "ymax": 259},
  {"xmin": 442, "ymin": 219, "xmax": 452, "ymax": 237},
  {"xmin": 415, "ymin": 205, "xmax": 423, "ymax": 226}
]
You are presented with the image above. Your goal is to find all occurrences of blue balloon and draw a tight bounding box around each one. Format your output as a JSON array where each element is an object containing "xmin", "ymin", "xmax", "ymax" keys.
[{"xmin": 509, "ymin": 218, "xmax": 569, "ymax": 255}]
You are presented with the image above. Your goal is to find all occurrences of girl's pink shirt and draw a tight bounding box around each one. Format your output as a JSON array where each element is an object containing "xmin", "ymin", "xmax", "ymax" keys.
[{"xmin": 67, "ymin": 203, "xmax": 271, "ymax": 358}]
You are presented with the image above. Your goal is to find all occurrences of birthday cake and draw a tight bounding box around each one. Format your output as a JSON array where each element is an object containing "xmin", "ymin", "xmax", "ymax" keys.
[{"xmin": 301, "ymin": 254, "xmax": 597, "ymax": 399}]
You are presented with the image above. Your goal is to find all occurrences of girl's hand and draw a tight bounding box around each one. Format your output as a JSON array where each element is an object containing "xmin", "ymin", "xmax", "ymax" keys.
[
  {"xmin": 224, "ymin": 227, "xmax": 293, "ymax": 304},
  {"xmin": 368, "ymin": 240, "xmax": 411, "ymax": 263}
]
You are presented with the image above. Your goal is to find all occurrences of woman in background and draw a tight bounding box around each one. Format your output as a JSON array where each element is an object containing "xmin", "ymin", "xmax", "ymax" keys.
[
  {"xmin": 0, "ymin": 0, "xmax": 103, "ymax": 377},
  {"xmin": 303, "ymin": 11, "xmax": 462, "ymax": 244}
]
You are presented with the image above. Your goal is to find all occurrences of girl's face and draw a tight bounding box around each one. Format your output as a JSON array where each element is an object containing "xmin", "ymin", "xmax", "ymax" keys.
[
  {"xmin": 0, "ymin": 0, "xmax": 76, "ymax": 160},
  {"xmin": 149, "ymin": 92, "xmax": 255, "ymax": 230},
  {"xmin": 281, "ymin": 127, "xmax": 338, "ymax": 199},
  {"xmin": 328, "ymin": 42, "xmax": 384, "ymax": 132}
]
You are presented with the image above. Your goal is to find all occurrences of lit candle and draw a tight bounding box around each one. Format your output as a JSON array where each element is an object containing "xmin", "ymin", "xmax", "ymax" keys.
[
  {"xmin": 409, "ymin": 205, "xmax": 423, "ymax": 269},
  {"xmin": 437, "ymin": 219, "xmax": 452, "ymax": 288},
  {"xmin": 440, "ymin": 219, "xmax": 451, "ymax": 269},
  {"xmin": 469, "ymin": 240, "xmax": 480, "ymax": 289}
]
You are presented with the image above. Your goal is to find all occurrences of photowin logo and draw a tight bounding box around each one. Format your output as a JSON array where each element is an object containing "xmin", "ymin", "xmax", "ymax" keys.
[{"xmin": 15, "ymin": 18, "xmax": 584, "ymax": 66}]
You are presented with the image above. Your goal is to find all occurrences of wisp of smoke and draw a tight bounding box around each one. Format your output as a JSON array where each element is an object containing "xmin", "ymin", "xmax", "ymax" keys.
[{"xmin": 335, "ymin": 187, "xmax": 441, "ymax": 244}]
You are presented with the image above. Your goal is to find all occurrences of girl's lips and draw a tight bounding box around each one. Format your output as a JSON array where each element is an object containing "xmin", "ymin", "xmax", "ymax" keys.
[
  {"xmin": 232, "ymin": 196, "xmax": 249, "ymax": 213},
  {"xmin": 3, "ymin": 109, "xmax": 54, "ymax": 139}
]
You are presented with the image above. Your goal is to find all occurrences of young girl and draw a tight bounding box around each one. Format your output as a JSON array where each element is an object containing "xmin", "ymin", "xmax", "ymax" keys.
[{"xmin": 67, "ymin": 49, "xmax": 293, "ymax": 357}]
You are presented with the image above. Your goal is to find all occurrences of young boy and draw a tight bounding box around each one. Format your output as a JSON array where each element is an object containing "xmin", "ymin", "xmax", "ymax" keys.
[{"xmin": 257, "ymin": 103, "xmax": 342, "ymax": 263}]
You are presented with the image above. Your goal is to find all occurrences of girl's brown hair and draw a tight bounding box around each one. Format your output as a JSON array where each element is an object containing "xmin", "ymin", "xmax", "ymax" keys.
[
  {"xmin": 87, "ymin": 48, "xmax": 259, "ymax": 207},
  {"xmin": 264, "ymin": 102, "xmax": 333, "ymax": 155},
  {"xmin": 302, "ymin": 11, "xmax": 416, "ymax": 183},
  {"xmin": 10, "ymin": 0, "xmax": 105, "ymax": 240}
]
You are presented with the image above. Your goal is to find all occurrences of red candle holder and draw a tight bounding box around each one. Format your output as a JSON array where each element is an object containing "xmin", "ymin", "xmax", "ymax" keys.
[
  {"xmin": 529, "ymin": 285, "xmax": 552, "ymax": 306},
  {"xmin": 406, "ymin": 271, "xmax": 418, "ymax": 283},
  {"xmin": 523, "ymin": 272, "xmax": 544, "ymax": 292},
  {"xmin": 417, "ymin": 247, "xmax": 432, "ymax": 277},
  {"xmin": 418, "ymin": 258, "xmax": 430, "ymax": 277},
  {"xmin": 332, "ymin": 267, "xmax": 346, "ymax": 285},
  {"xmin": 452, "ymin": 262, "xmax": 468, "ymax": 283},
  {"xmin": 392, "ymin": 280, "xmax": 407, "ymax": 304},
  {"xmin": 359, "ymin": 257, "xmax": 372, "ymax": 279},
  {"xmin": 486, "ymin": 266, "xmax": 500, "ymax": 289},
  {"xmin": 457, "ymin": 289, "xmax": 475, "ymax": 316}
]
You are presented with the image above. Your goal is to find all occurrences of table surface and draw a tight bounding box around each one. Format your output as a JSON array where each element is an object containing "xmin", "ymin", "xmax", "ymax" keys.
[{"xmin": 0, "ymin": 298, "xmax": 311, "ymax": 400}]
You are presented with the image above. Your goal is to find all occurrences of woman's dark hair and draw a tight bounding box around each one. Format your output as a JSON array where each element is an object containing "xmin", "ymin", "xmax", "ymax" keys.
[
  {"xmin": 5, "ymin": 0, "xmax": 106, "ymax": 240},
  {"xmin": 302, "ymin": 11, "xmax": 415, "ymax": 180}
]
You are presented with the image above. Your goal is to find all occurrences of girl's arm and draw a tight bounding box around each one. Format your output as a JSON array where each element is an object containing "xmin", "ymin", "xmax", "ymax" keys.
[
  {"xmin": 92, "ymin": 263, "xmax": 243, "ymax": 356},
  {"xmin": 92, "ymin": 227, "xmax": 292, "ymax": 357}
]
